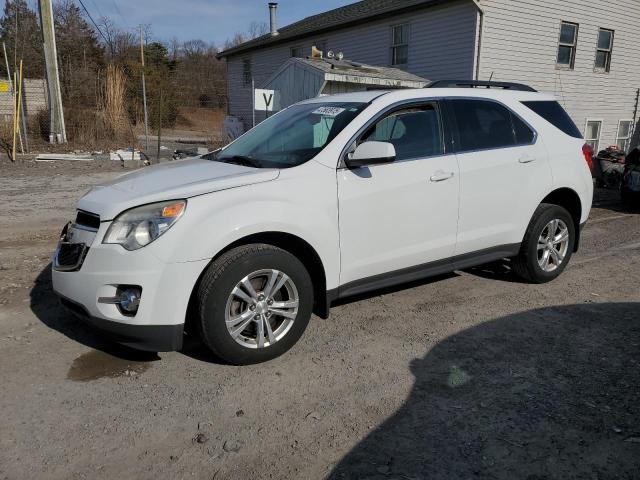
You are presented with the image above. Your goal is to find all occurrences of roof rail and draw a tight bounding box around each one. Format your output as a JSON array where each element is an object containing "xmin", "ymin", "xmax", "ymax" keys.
[{"xmin": 426, "ymin": 80, "xmax": 537, "ymax": 92}]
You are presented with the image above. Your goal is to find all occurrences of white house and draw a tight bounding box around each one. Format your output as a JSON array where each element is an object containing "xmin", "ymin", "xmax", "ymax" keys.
[{"xmin": 217, "ymin": 0, "xmax": 640, "ymax": 152}]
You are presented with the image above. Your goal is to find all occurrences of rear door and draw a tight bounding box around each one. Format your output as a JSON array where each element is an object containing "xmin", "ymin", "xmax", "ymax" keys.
[{"xmin": 445, "ymin": 98, "xmax": 552, "ymax": 255}]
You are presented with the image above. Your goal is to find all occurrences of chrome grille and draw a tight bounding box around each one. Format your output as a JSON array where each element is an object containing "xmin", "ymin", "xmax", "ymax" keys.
[
  {"xmin": 53, "ymin": 222, "xmax": 91, "ymax": 272},
  {"xmin": 56, "ymin": 243, "xmax": 88, "ymax": 270}
]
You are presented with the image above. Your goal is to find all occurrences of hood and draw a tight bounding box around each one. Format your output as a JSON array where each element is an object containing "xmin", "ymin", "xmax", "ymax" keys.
[{"xmin": 77, "ymin": 158, "xmax": 280, "ymax": 220}]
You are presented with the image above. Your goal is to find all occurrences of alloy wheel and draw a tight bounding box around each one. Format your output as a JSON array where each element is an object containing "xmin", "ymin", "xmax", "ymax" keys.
[
  {"xmin": 224, "ymin": 269, "xmax": 299, "ymax": 349},
  {"xmin": 537, "ymin": 219, "xmax": 570, "ymax": 272}
]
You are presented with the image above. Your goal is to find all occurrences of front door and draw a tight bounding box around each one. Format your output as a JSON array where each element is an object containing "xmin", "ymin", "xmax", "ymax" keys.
[{"xmin": 337, "ymin": 102, "xmax": 460, "ymax": 286}]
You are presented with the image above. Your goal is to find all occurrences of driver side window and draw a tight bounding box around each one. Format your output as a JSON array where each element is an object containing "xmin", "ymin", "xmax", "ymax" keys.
[{"xmin": 361, "ymin": 104, "xmax": 444, "ymax": 161}]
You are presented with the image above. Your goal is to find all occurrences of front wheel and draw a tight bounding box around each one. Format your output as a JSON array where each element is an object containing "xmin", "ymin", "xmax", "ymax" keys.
[
  {"xmin": 196, "ymin": 244, "xmax": 313, "ymax": 365},
  {"xmin": 512, "ymin": 203, "xmax": 576, "ymax": 283}
]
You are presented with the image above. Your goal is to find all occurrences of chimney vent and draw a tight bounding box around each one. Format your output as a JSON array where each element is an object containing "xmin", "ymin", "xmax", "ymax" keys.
[{"xmin": 268, "ymin": 3, "xmax": 279, "ymax": 36}]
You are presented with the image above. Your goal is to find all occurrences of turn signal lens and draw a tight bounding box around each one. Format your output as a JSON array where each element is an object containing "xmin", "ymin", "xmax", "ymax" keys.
[{"xmin": 162, "ymin": 202, "xmax": 186, "ymax": 218}]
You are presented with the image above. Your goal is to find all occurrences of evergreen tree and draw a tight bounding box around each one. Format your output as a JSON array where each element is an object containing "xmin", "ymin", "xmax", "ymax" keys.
[{"xmin": 0, "ymin": 0, "xmax": 45, "ymax": 78}]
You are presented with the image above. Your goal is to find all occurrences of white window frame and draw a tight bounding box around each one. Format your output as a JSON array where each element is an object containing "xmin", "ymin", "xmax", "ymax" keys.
[
  {"xmin": 390, "ymin": 23, "xmax": 410, "ymax": 66},
  {"xmin": 584, "ymin": 119, "xmax": 603, "ymax": 153},
  {"xmin": 616, "ymin": 119, "xmax": 633, "ymax": 152},
  {"xmin": 594, "ymin": 28, "xmax": 614, "ymax": 72},
  {"xmin": 557, "ymin": 21, "xmax": 578, "ymax": 69}
]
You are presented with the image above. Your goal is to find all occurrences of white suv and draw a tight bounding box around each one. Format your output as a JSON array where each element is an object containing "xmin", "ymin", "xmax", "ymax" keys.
[{"xmin": 52, "ymin": 83, "xmax": 593, "ymax": 364}]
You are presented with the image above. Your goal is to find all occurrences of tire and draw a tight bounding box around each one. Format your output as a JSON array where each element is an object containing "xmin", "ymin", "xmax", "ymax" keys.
[
  {"xmin": 512, "ymin": 203, "xmax": 576, "ymax": 284},
  {"xmin": 196, "ymin": 244, "xmax": 313, "ymax": 365}
]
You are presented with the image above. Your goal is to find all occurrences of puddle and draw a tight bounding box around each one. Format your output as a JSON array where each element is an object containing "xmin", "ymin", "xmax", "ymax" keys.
[{"xmin": 67, "ymin": 349, "xmax": 154, "ymax": 382}]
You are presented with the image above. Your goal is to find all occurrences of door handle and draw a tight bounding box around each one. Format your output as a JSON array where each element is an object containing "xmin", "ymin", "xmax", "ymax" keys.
[
  {"xmin": 518, "ymin": 155, "xmax": 537, "ymax": 164},
  {"xmin": 430, "ymin": 171, "xmax": 455, "ymax": 182}
]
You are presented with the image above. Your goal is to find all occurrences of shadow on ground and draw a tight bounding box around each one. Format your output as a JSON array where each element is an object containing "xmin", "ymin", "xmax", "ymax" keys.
[
  {"xmin": 30, "ymin": 264, "xmax": 159, "ymax": 363},
  {"xmin": 593, "ymin": 186, "xmax": 640, "ymax": 214},
  {"xmin": 329, "ymin": 302, "xmax": 640, "ymax": 480}
]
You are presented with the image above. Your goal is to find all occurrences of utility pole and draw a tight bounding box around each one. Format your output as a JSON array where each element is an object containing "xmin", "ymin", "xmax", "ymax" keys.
[
  {"xmin": 38, "ymin": 0, "xmax": 66, "ymax": 143},
  {"xmin": 140, "ymin": 25, "xmax": 149, "ymax": 152},
  {"xmin": 156, "ymin": 89, "xmax": 163, "ymax": 164}
]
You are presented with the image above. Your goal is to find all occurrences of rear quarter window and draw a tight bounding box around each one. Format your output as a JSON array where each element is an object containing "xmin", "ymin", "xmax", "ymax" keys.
[{"xmin": 521, "ymin": 101, "xmax": 583, "ymax": 139}]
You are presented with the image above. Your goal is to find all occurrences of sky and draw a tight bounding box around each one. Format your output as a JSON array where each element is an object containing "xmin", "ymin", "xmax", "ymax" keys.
[{"xmin": 19, "ymin": 0, "xmax": 355, "ymax": 46}]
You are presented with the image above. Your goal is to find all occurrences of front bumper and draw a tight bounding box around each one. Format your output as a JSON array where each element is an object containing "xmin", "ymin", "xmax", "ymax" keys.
[
  {"xmin": 52, "ymin": 221, "xmax": 209, "ymax": 352},
  {"xmin": 59, "ymin": 295, "xmax": 184, "ymax": 351}
]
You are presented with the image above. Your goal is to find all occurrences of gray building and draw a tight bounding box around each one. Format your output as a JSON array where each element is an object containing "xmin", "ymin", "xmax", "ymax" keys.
[{"xmin": 218, "ymin": 0, "xmax": 640, "ymax": 151}]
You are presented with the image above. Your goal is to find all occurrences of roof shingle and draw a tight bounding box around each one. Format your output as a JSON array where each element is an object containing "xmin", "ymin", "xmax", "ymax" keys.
[{"xmin": 217, "ymin": 0, "xmax": 447, "ymax": 58}]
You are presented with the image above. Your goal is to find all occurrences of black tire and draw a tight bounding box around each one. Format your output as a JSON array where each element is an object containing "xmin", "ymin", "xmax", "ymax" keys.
[
  {"xmin": 196, "ymin": 244, "xmax": 313, "ymax": 365},
  {"xmin": 512, "ymin": 203, "xmax": 576, "ymax": 284}
]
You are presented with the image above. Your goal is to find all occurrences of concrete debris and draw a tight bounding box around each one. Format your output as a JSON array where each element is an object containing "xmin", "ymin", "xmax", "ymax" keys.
[
  {"xmin": 35, "ymin": 153, "xmax": 93, "ymax": 162},
  {"xmin": 110, "ymin": 149, "xmax": 141, "ymax": 162}
]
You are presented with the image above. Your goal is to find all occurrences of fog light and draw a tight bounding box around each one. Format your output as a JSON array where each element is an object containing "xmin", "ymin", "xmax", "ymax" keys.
[{"xmin": 118, "ymin": 286, "xmax": 142, "ymax": 315}]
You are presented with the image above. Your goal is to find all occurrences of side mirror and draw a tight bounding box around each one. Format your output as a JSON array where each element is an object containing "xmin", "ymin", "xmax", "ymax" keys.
[{"xmin": 345, "ymin": 141, "xmax": 396, "ymax": 168}]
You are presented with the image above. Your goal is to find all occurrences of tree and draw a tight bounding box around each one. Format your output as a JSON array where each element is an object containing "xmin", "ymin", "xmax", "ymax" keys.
[
  {"xmin": 172, "ymin": 39, "xmax": 225, "ymax": 109},
  {"xmin": 98, "ymin": 16, "xmax": 137, "ymax": 63},
  {"xmin": 145, "ymin": 41, "xmax": 175, "ymax": 71},
  {"xmin": 223, "ymin": 21, "xmax": 268, "ymax": 50},
  {"xmin": 248, "ymin": 21, "xmax": 268, "ymax": 39},
  {"xmin": 0, "ymin": 0, "xmax": 44, "ymax": 77},
  {"xmin": 54, "ymin": 0, "xmax": 104, "ymax": 105}
]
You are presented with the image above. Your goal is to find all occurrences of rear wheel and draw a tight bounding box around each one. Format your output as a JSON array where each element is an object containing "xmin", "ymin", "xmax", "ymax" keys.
[
  {"xmin": 512, "ymin": 203, "xmax": 575, "ymax": 283},
  {"xmin": 197, "ymin": 244, "xmax": 313, "ymax": 365}
]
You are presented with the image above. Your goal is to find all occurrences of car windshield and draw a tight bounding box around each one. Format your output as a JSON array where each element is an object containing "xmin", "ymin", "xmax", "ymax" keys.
[{"xmin": 214, "ymin": 102, "xmax": 367, "ymax": 168}]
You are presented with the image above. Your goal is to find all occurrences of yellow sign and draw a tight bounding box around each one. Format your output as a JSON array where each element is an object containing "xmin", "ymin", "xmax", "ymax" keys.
[{"xmin": 0, "ymin": 81, "xmax": 9, "ymax": 92}]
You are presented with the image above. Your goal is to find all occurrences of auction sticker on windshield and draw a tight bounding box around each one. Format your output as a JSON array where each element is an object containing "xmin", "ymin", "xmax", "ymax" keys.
[{"xmin": 312, "ymin": 106, "xmax": 346, "ymax": 117}]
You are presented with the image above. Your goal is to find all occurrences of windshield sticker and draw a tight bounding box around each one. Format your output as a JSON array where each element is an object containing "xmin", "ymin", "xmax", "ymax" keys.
[{"xmin": 312, "ymin": 106, "xmax": 346, "ymax": 117}]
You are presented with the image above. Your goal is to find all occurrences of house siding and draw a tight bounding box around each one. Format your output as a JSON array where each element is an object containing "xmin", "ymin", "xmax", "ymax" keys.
[
  {"xmin": 226, "ymin": 0, "xmax": 478, "ymax": 128},
  {"xmin": 478, "ymin": 0, "xmax": 640, "ymax": 150}
]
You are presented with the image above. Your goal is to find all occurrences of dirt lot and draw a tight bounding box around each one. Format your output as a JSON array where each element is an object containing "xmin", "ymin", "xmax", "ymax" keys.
[{"xmin": 1, "ymin": 161, "xmax": 639, "ymax": 480}]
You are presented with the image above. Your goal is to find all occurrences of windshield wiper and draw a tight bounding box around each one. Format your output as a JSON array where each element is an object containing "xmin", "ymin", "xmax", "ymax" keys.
[{"xmin": 218, "ymin": 155, "xmax": 262, "ymax": 168}]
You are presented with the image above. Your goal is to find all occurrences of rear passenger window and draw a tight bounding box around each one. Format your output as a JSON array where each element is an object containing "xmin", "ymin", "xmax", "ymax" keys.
[
  {"xmin": 512, "ymin": 114, "xmax": 535, "ymax": 144},
  {"xmin": 449, "ymin": 99, "xmax": 533, "ymax": 152},
  {"xmin": 361, "ymin": 105, "xmax": 443, "ymax": 160},
  {"xmin": 521, "ymin": 101, "xmax": 582, "ymax": 138}
]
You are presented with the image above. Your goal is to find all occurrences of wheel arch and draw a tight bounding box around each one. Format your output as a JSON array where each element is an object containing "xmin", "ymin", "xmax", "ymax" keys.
[
  {"xmin": 184, "ymin": 231, "xmax": 330, "ymax": 337},
  {"xmin": 540, "ymin": 187, "xmax": 583, "ymax": 252}
]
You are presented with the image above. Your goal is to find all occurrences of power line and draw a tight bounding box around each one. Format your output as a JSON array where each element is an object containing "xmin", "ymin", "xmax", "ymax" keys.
[
  {"xmin": 87, "ymin": 0, "xmax": 104, "ymax": 20},
  {"xmin": 75, "ymin": 0, "xmax": 110, "ymax": 48},
  {"xmin": 111, "ymin": 0, "xmax": 126, "ymax": 26}
]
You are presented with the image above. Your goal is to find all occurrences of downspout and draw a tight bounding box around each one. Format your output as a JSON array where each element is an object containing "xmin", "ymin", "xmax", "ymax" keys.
[
  {"xmin": 471, "ymin": 0, "xmax": 484, "ymax": 81},
  {"xmin": 632, "ymin": 88, "xmax": 639, "ymax": 147}
]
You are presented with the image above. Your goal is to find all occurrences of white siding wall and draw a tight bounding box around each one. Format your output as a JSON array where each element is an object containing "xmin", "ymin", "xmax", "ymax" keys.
[
  {"xmin": 478, "ymin": 0, "xmax": 640, "ymax": 150},
  {"xmin": 226, "ymin": 0, "xmax": 478, "ymax": 128}
]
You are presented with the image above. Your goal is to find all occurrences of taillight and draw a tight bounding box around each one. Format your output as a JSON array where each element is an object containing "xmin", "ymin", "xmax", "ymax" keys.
[{"xmin": 582, "ymin": 143, "xmax": 594, "ymax": 170}]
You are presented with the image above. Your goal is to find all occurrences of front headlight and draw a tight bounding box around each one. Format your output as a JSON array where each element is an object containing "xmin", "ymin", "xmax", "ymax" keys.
[{"xmin": 103, "ymin": 200, "xmax": 186, "ymax": 250}]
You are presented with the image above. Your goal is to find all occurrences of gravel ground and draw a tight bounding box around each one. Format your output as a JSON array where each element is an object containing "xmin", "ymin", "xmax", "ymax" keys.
[{"xmin": 0, "ymin": 161, "xmax": 639, "ymax": 480}]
